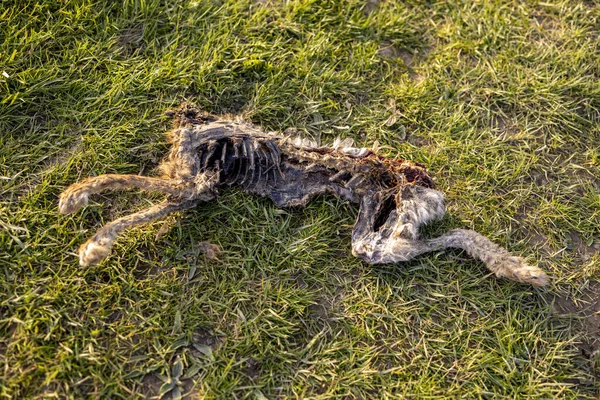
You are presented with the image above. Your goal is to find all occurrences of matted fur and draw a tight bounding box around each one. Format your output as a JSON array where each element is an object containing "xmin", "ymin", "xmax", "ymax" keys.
[{"xmin": 59, "ymin": 105, "xmax": 548, "ymax": 287}]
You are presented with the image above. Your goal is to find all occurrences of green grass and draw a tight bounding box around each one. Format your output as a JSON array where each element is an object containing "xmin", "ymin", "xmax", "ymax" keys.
[{"xmin": 1, "ymin": 0, "xmax": 599, "ymax": 398}]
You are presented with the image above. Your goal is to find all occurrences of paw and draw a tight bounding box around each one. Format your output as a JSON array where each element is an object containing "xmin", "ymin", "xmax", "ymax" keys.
[
  {"xmin": 78, "ymin": 240, "xmax": 111, "ymax": 266},
  {"xmin": 497, "ymin": 256, "xmax": 549, "ymax": 287},
  {"xmin": 58, "ymin": 190, "xmax": 89, "ymax": 214}
]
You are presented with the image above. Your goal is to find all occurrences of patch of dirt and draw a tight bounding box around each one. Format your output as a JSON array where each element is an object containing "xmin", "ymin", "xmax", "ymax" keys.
[
  {"xmin": 491, "ymin": 115, "xmax": 520, "ymax": 138},
  {"xmin": 106, "ymin": 310, "xmax": 122, "ymax": 324},
  {"xmin": 131, "ymin": 248, "xmax": 171, "ymax": 279},
  {"xmin": 397, "ymin": 49, "xmax": 416, "ymax": 67},
  {"xmin": 363, "ymin": 0, "xmax": 380, "ymax": 15},
  {"xmin": 513, "ymin": 211, "xmax": 556, "ymax": 257},
  {"xmin": 190, "ymin": 328, "xmax": 223, "ymax": 358},
  {"xmin": 307, "ymin": 296, "xmax": 332, "ymax": 320},
  {"xmin": 377, "ymin": 44, "xmax": 416, "ymax": 67},
  {"xmin": 140, "ymin": 373, "xmax": 163, "ymax": 398},
  {"xmin": 42, "ymin": 138, "xmax": 83, "ymax": 173},
  {"xmin": 527, "ymin": 231, "xmax": 550, "ymax": 249},
  {"xmin": 117, "ymin": 25, "xmax": 146, "ymax": 57},
  {"xmin": 377, "ymin": 44, "xmax": 399, "ymax": 60},
  {"xmin": 526, "ymin": 169, "xmax": 552, "ymax": 186},
  {"xmin": 16, "ymin": 138, "xmax": 83, "ymax": 199},
  {"xmin": 307, "ymin": 271, "xmax": 354, "ymax": 322},
  {"xmin": 406, "ymin": 133, "xmax": 433, "ymax": 147},
  {"xmin": 532, "ymin": 14, "xmax": 561, "ymax": 32},
  {"xmin": 301, "ymin": 275, "xmax": 352, "ymax": 323},
  {"xmin": 377, "ymin": 44, "xmax": 428, "ymax": 82},
  {"xmin": 32, "ymin": 112, "xmax": 48, "ymax": 131},
  {"xmin": 179, "ymin": 380, "xmax": 198, "ymax": 400},
  {"xmin": 571, "ymin": 169, "xmax": 600, "ymax": 194},
  {"xmin": 292, "ymin": 273, "xmax": 308, "ymax": 289},
  {"xmin": 565, "ymin": 231, "xmax": 599, "ymax": 262},
  {"xmin": 546, "ymin": 281, "xmax": 600, "ymax": 359},
  {"xmin": 139, "ymin": 374, "xmax": 198, "ymax": 399},
  {"xmin": 244, "ymin": 357, "xmax": 260, "ymax": 381}
]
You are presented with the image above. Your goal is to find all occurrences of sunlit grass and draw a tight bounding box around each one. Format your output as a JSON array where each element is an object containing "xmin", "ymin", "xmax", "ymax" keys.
[{"xmin": 1, "ymin": 0, "xmax": 599, "ymax": 398}]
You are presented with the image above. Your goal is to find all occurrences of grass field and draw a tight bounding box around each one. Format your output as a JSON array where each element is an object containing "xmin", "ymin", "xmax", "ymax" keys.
[{"xmin": 1, "ymin": 0, "xmax": 599, "ymax": 398}]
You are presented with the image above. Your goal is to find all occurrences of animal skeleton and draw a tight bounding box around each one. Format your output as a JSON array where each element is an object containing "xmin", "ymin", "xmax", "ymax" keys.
[{"xmin": 59, "ymin": 105, "xmax": 548, "ymax": 287}]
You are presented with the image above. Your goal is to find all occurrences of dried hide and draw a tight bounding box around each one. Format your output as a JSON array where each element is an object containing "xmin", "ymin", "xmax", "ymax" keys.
[{"xmin": 59, "ymin": 105, "xmax": 548, "ymax": 287}]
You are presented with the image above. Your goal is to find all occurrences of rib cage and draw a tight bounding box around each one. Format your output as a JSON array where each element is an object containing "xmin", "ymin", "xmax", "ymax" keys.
[
  {"xmin": 163, "ymin": 115, "xmax": 436, "ymax": 210},
  {"xmin": 206, "ymin": 138, "xmax": 347, "ymax": 183},
  {"xmin": 196, "ymin": 137, "xmax": 282, "ymax": 188}
]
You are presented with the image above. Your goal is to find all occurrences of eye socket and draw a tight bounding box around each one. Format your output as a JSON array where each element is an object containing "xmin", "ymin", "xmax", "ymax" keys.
[{"xmin": 373, "ymin": 194, "xmax": 397, "ymax": 232}]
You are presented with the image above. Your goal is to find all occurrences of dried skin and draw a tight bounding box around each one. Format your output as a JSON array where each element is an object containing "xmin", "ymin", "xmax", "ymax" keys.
[{"xmin": 59, "ymin": 105, "xmax": 549, "ymax": 287}]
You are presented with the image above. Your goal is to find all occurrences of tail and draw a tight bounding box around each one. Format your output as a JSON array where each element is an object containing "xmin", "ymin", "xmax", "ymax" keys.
[{"xmin": 426, "ymin": 229, "xmax": 548, "ymax": 287}]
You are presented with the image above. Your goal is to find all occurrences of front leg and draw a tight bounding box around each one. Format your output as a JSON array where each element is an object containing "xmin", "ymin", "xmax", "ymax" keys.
[
  {"xmin": 59, "ymin": 172, "xmax": 220, "ymax": 214},
  {"xmin": 65, "ymin": 171, "xmax": 220, "ymax": 266},
  {"xmin": 78, "ymin": 200, "xmax": 199, "ymax": 266},
  {"xmin": 58, "ymin": 174, "xmax": 192, "ymax": 214}
]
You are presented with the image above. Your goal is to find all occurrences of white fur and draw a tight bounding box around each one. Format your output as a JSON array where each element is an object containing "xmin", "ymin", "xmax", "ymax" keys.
[{"xmin": 79, "ymin": 241, "xmax": 110, "ymax": 267}]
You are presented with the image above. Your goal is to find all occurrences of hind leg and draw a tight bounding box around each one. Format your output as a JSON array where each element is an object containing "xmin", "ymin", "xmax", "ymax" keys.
[
  {"xmin": 78, "ymin": 199, "xmax": 201, "ymax": 266},
  {"xmin": 59, "ymin": 174, "xmax": 191, "ymax": 214},
  {"xmin": 352, "ymin": 186, "xmax": 445, "ymax": 263},
  {"xmin": 391, "ymin": 185, "xmax": 446, "ymax": 240},
  {"xmin": 59, "ymin": 173, "xmax": 219, "ymax": 214}
]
